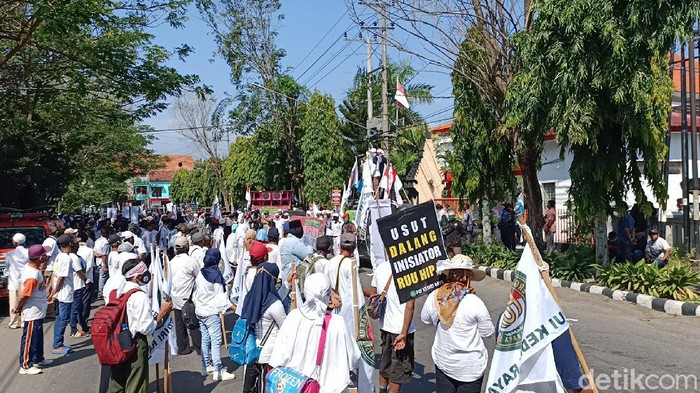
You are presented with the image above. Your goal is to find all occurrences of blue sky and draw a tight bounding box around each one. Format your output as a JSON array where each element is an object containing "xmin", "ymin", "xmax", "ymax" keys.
[{"xmin": 145, "ymin": 0, "xmax": 453, "ymax": 157}]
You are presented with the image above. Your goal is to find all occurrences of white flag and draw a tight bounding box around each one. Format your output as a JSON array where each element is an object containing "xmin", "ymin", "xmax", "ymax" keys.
[
  {"xmin": 220, "ymin": 236, "xmax": 234, "ymax": 284},
  {"xmin": 148, "ymin": 250, "xmax": 178, "ymax": 365},
  {"xmin": 394, "ymin": 78, "xmax": 410, "ymax": 109},
  {"xmin": 486, "ymin": 225, "xmax": 568, "ymax": 393},
  {"xmin": 212, "ymin": 195, "xmax": 222, "ymax": 220}
]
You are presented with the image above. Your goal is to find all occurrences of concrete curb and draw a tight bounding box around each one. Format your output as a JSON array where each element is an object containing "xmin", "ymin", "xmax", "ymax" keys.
[{"xmin": 477, "ymin": 266, "xmax": 700, "ymax": 317}]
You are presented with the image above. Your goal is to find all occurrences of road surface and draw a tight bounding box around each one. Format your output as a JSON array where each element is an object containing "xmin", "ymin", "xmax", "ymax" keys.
[{"xmin": 0, "ymin": 269, "xmax": 698, "ymax": 393}]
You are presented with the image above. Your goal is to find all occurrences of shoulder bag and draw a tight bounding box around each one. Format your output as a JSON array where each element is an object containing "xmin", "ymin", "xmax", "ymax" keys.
[
  {"xmin": 181, "ymin": 285, "xmax": 198, "ymax": 330},
  {"xmin": 366, "ymin": 276, "xmax": 392, "ymax": 320},
  {"xmin": 265, "ymin": 313, "xmax": 331, "ymax": 393}
]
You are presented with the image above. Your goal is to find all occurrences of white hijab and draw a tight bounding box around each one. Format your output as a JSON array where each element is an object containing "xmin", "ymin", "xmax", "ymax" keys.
[{"xmin": 300, "ymin": 273, "xmax": 331, "ymax": 321}]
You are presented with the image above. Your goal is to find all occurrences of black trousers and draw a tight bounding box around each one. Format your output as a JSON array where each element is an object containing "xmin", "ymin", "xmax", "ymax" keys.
[
  {"xmin": 435, "ymin": 367, "xmax": 483, "ymax": 393},
  {"xmin": 173, "ymin": 308, "xmax": 201, "ymax": 354},
  {"xmin": 243, "ymin": 363, "xmax": 268, "ymax": 393}
]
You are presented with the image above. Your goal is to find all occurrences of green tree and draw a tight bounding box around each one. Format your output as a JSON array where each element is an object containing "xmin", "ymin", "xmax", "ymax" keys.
[
  {"xmin": 390, "ymin": 125, "xmax": 427, "ymax": 178},
  {"xmin": 0, "ymin": 0, "xmax": 197, "ymax": 209},
  {"xmin": 169, "ymin": 163, "xmax": 221, "ymax": 206},
  {"xmin": 300, "ymin": 92, "xmax": 349, "ymax": 206},
  {"xmin": 505, "ymin": 0, "xmax": 698, "ymax": 221}
]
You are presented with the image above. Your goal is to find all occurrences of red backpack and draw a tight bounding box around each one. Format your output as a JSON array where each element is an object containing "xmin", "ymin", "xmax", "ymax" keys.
[{"xmin": 91, "ymin": 288, "xmax": 142, "ymax": 365}]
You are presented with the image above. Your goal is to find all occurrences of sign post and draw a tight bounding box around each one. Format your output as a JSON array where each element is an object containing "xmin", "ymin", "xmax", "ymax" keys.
[{"xmin": 376, "ymin": 200, "xmax": 447, "ymax": 303}]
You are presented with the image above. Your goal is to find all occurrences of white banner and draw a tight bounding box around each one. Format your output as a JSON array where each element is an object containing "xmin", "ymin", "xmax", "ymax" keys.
[
  {"xmin": 368, "ymin": 199, "xmax": 393, "ymax": 268},
  {"xmin": 220, "ymin": 237, "xmax": 234, "ymax": 284},
  {"xmin": 148, "ymin": 249, "xmax": 178, "ymax": 365},
  {"xmin": 486, "ymin": 225, "xmax": 569, "ymax": 393}
]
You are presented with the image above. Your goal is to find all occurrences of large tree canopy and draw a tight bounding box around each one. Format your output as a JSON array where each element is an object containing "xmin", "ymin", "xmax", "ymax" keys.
[
  {"xmin": 505, "ymin": 0, "xmax": 698, "ymax": 219},
  {"xmin": 0, "ymin": 0, "xmax": 198, "ymax": 209}
]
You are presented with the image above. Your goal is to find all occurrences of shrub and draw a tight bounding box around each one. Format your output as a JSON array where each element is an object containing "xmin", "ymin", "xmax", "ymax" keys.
[
  {"xmin": 592, "ymin": 261, "xmax": 700, "ymax": 301},
  {"xmin": 548, "ymin": 244, "xmax": 595, "ymax": 282},
  {"xmin": 463, "ymin": 242, "xmax": 519, "ymax": 271}
]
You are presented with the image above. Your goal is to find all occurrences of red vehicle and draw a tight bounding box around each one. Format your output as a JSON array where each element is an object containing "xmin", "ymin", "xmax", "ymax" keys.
[
  {"xmin": 249, "ymin": 190, "xmax": 294, "ymax": 213},
  {"xmin": 0, "ymin": 212, "xmax": 62, "ymax": 299}
]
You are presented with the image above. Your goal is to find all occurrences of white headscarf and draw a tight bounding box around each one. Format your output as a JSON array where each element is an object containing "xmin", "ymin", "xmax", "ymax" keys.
[{"xmin": 300, "ymin": 273, "xmax": 331, "ymax": 321}]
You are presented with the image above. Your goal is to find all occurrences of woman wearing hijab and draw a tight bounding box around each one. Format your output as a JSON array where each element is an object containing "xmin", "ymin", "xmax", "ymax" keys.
[
  {"xmin": 193, "ymin": 248, "xmax": 236, "ymax": 382},
  {"xmin": 240, "ymin": 262, "xmax": 287, "ymax": 393},
  {"xmin": 268, "ymin": 273, "xmax": 360, "ymax": 393},
  {"xmin": 420, "ymin": 254, "xmax": 494, "ymax": 393}
]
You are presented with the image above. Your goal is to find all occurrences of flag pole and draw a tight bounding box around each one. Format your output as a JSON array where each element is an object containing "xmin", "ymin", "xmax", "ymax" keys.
[
  {"xmin": 155, "ymin": 364, "xmax": 161, "ymax": 393},
  {"xmin": 220, "ymin": 313, "xmax": 228, "ymax": 348},
  {"xmin": 290, "ymin": 262, "xmax": 298, "ymax": 310},
  {"xmin": 516, "ymin": 215, "xmax": 598, "ymax": 393},
  {"xmin": 164, "ymin": 341, "xmax": 171, "ymax": 393}
]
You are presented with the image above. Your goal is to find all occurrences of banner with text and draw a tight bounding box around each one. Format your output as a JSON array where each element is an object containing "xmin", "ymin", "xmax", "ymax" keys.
[{"xmin": 377, "ymin": 200, "xmax": 447, "ymax": 303}]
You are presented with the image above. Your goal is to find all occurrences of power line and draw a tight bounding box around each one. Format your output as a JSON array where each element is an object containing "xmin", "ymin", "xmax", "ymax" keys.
[
  {"xmin": 291, "ymin": 9, "xmax": 350, "ymax": 73},
  {"xmin": 296, "ymin": 33, "xmax": 347, "ymax": 82},
  {"xmin": 301, "ymin": 37, "xmax": 355, "ymax": 86},
  {"xmin": 308, "ymin": 40, "xmax": 364, "ymax": 89}
]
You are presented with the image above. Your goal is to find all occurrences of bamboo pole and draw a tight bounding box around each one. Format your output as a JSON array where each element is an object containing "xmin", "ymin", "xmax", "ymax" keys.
[
  {"xmin": 290, "ymin": 262, "xmax": 297, "ymax": 310},
  {"xmin": 350, "ymin": 256, "xmax": 360, "ymax": 341},
  {"xmin": 155, "ymin": 364, "xmax": 161, "ymax": 393},
  {"xmin": 164, "ymin": 341, "xmax": 171, "ymax": 393},
  {"xmin": 220, "ymin": 313, "xmax": 228, "ymax": 348},
  {"xmin": 516, "ymin": 215, "xmax": 598, "ymax": 393}
]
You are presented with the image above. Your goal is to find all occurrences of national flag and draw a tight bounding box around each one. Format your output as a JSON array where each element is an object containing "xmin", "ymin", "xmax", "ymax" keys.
[
  {"xmin": 245, "ymin": 186, "xmax": 251, "ymax": 209},
  {"xmin": 394, "ymin": 79, "xmax": 410, "ymax": 109},
  {"xmin": 148, "ymin": 249, "xmax": 178, "ymax": 365},
  {"xmin": 485, "ymin": 225, "xmax": 569, "ymax": 393}
]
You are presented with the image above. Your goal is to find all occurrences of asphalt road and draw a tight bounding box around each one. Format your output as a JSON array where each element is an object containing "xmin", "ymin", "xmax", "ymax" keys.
[{"xmin": 0, "ymin": 269, "xmax": 699, "ymax": 393}]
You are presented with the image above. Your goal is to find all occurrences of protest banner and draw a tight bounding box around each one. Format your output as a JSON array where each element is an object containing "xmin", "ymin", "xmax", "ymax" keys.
[
  {"xmin": 291, "ymin": 216, "xmax": 325, "ymax": 249},
  {"xmin": 376, "ymin": 200, "xmax": 447, "ymax": 303},
  {"xmin": 332, "ymin": 189, "xmax": 342, "ymax": 206}
]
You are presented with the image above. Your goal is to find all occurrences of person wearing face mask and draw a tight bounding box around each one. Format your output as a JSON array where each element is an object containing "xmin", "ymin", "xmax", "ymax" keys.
[
  {"xmin": 268, "ymin": 273, "xmax": 360, "ymax": 393},
  {"xmin": 108, "ymin": 259, "xmax": 172, "ymax": 393},
  {"xmin": 421, "ymin": 255, "xmax": 493, "ymax": 393}
]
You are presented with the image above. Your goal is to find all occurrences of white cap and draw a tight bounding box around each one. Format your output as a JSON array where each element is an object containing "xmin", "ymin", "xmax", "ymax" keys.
[
  {"xmin": 12, "ymin": 233, "xmax": 26, "ymax": 245},
  {"xmin": 332, "ymin": 212, "xmax": 339, "ymax": 217},
  {"xmin": 121, "ymin": 230, "xmax": 134, "ymax": 239},
  {"xmin": 377, "ymin": 148, "xmax": 384, "ymax": 155},
  {"xmin": 370, "ymin": 148, "xmax": 377, "ymax": 153}
]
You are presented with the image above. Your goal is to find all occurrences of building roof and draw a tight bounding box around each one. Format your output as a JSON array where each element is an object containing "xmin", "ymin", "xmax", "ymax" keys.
[
  {"xmin": 148, "ymin": 155, "xmax": 195, "ymax": 182},
  {"xmin": 429, "ymin": 121, "xmax": 453, "ymax": 134},
  {"xmin": 671, "ymin": 53, "xmax": 700, "ymax": 93}
]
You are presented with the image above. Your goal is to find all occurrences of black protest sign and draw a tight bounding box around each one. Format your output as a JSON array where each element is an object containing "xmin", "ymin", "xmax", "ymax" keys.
[{"xmin": 376, "ymin": 200, "xmax": 447, "ymax": 303}]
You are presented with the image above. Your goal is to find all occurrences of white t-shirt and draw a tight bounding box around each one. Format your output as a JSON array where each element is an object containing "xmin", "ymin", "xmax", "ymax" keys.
[
  {"xmin": 646, "ymin": 237, "xmax": 671, "ymax": 258},
  {"xmin": 93, "ymin": 236, "xmax": 109, "ymax": 258},
  {"xmin": 20, "ymin": 265, "xmax": 48, "ymax": 321},
  {"xmin": 77, "ymin": 245, "xmax": 95, "ymax": 284},
  {"xmin": 42, "ymin": 237, "xmax": 59, "ymax": 271},
  {"xmin": 254, "ymin": 300, "xmax": 286, "ymax": 364},
  {"xmin": 170, "ymin": 253, "xmax": 201, "ymax": 310},
  {"xmin": 108, "ymin": 250, "xmax": 120, "ymax": 278},
  {"xmin": 420, "ymin": 291, "xmax": 494, "ymax": 382},
  {"xmin": 71, "ymin": 253, "xmax": 86, "ymax": 291},
  {"xmin": 371, "ymin": 261, "xmax": 415, "ymax": 335},
  {"xmin": 312, "ymin": 254, "xmax": 330, "ymax": 277},
  {"xmin": 5, "ymin": 246, "xmax": 28, "ymax": 290},
  {"xmin": 53, "ymin": 253, "xmax": 74, "ymax": 303},
  {"xmin": 266, "ymin": 243, "xmax": 281, "ymax": 272},
  {"xmin": 193, "ymin": 272, "xmax": 232, "ymax": 318},
  {"xmin": 133, "ymin": 236, "xmax": 146, "ymax": 257}
]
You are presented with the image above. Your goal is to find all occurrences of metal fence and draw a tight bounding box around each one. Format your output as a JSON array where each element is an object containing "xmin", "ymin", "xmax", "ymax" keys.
[{"xmin": 554, "ymin": 209, "xmax": 593, "ymax": 244}]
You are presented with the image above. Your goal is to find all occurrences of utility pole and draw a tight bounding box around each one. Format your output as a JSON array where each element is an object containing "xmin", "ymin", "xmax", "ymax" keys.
[
  {"xmin": 681, "ymin": 43, "xmax": 691, "ymax": 253},
  {"xmin": 367, "ymin": 34, "xmax": 373, "ymax": 119},
  {"xmin": 690, "ymin": 28, "xmax": 699, "ymax": 256},
  {"xmin": 380, "ymin": 1, "xmax": 389, "ymax": 152}
]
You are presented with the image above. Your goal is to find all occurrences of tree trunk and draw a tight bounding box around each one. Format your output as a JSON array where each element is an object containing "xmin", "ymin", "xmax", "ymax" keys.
[
  {"xmin": 519, "ymin": 147, "xmax": 545, "ymax": 249},
  {"xmin": 481, "ymin": 199, "xmax": 492, "ymax": 244},
  {"xmin": 594, "ymin": 217, "xmax": 609, "ymax": 266}
]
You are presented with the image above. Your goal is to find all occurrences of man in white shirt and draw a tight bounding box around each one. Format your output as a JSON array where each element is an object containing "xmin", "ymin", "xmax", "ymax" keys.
[
  {"xmin": 76, "ymin": 232, "xmax": 95, "ymax": 323},
  {"xmin": 327, "ymin": 213, "xmax": 343, "ymax": 255},
  {"xmin": 210, "ymin": 219, "xmax": 224, "ymax": 248},
  {"xmin": 122, "ymin": 230, "xmax": 145, "ymax": 261},
  {"xmin": 645, "ymin": 229, "xmax": 672, "ymax": 268},
  {"xmin": 110, "ymin": 259, "xmax": 172, "ymax": 391},
  {"xmin": 47, "ymin": 234, "xmax": 75, "ymax": 355},
  {"xmin": 188, "ymin": 232, "xmax": 207, "ymax": 268},
  {"xmin": 265, "ymin": 227, "xmax": 282, "ymax": 271},
  {"xmin": 326, "ymin": 233, "xmax": 376, "ymax": 393},
  {"xmin": 170, "ymin": 236, "xmax": 202, "ymax": 355},
  {"xmin": 6, "ymin": 233, "xmax": 28, "ymax": 329},
  {"xmin": 93, "ymin": 228, "xmax": 111, "ymax": 299},
  {"xmin": 369, "ymin": 260, "xmax": 416, "ymax": 393},
  {"xmin": 69, "ymin": 237, "xmax": 89, "ymax": 338}
]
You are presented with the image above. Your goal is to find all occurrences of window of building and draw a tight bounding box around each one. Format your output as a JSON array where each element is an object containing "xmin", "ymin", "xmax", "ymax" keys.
[
  {"xmin": 541, "ymin": 182, "xmax": 556, "ymax": 208},
  {"xmin": 151, "ymin": 186, "xmax": 163, "ymax": 198}
]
